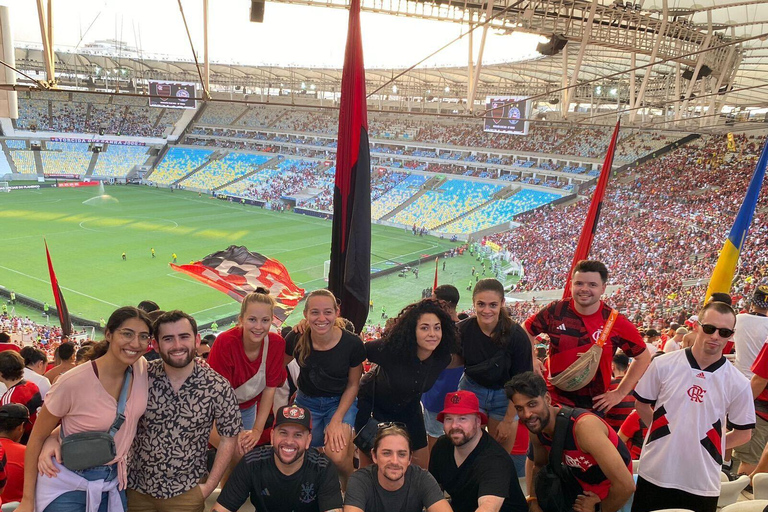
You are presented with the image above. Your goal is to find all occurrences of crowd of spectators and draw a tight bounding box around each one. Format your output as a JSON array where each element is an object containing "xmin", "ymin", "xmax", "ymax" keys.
[
  {"xmin": 482, "ymin": 132, "xmax": 768, "ymax": 325},
  {"xmin": 14, "ymin": 90, "xmax": 181, "ymax": 138}
]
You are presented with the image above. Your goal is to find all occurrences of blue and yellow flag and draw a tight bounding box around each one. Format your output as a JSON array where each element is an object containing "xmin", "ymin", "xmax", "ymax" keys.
[{"xmin": 705, "ymin": 140, "xmax": 768, "ymax": 302}]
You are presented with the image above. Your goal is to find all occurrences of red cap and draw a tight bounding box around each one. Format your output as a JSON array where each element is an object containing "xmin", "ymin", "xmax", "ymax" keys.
[{"xmin": 437, "ymin": 390, "xmax": 488, "ymax": 425}]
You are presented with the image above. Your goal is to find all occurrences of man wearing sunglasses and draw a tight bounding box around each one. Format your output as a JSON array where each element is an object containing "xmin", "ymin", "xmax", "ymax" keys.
[{"xmin": 632, "ymin": 300, "xmax": 755, "ymax": 512}]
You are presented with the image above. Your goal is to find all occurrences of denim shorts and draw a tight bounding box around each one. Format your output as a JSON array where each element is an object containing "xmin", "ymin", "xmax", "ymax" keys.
[
  {"xmin": 295, "ymin": 390, "xmax": 358, "ymax": 448},
  {"xmin": 458, "ymin": 374, "xmax": 510, "ymax": 421},
  {"xmin": 43, "ymin": 464, "xmax": 126, "ymax": 512},
  {"xmin": 240, "ymin": 403, "xmax": 257, "ymax": 430},
  {"xmin": 422, "ymin": 407, "xmax": 445, "ymax": 439}
]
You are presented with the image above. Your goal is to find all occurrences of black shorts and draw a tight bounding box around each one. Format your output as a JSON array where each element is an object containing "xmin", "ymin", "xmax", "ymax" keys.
[
  {"xmin": 631, "ymin": 476, "xmax": 717, "ymax": 512},
  {"xmin": 354, "ymin": 397, "xmax": 428, "ymax": 451}
]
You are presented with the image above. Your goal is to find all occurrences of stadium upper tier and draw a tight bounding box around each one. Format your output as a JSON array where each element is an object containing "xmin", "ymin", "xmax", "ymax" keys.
[
  {"xmin": 14, "ymin": 90, "xmax": 183, "ymax": 138},
  {"xmin": 12, "ymin": 91, "xmax": 687, "ymax": 164},
  {"xmin": 150, "ymin": 147, "xmax": 214, "ymax": 185}
]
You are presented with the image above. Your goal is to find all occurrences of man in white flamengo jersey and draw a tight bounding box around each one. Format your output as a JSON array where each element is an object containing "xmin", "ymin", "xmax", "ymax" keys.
[{"xmin": 631, "ymin": 300, "xmax": 755, "ymax": 512}]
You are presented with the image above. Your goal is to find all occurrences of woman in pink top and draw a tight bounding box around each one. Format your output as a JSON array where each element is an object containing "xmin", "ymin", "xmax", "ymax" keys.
[{"xmin": 17, "ymin": 306, "xmax": 151, "ymax": 512}]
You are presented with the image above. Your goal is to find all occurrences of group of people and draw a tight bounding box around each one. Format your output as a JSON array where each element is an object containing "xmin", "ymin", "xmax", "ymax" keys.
[{"xmin": 0, "ymin": 258, "xmax": 765, "ymax": 512}]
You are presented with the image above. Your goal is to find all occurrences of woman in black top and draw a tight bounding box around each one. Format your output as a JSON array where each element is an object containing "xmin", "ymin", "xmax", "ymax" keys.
[
  {"xmin": 458, "ymin": 278, "xmax": 533, "ymax": 452},
  {"xmin": 285, "ymin": 289, "xmax": 366, "ymax": 488},
  {"xmin": 354, "ymin": 298, "xmax": 458, "ymax": 469}
]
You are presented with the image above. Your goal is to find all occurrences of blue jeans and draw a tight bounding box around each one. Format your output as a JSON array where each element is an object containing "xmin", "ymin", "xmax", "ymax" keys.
[
  {"xmin": 43, "ymin": 465, "xmax": 126, "ymax": 512},
  {"xmin": 295, "ymin": 390, "xmax": 358, "ymax": 448},
  {"xmin": 240, "ymin": 403, "xmax": 257, "ymax": 430},
  {"xmin": 422, "ymin": 407, "xmax": 445, "ymax": 439},
  {"xmin": 458, "ymin": 374, "xmax": 510, "ymax": 421}
]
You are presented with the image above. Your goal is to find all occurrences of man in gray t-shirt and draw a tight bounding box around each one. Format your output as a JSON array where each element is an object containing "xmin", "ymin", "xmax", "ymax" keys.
[{"xmin": 343, "ymin": 426, "xmax": 450, "ymax": 512}]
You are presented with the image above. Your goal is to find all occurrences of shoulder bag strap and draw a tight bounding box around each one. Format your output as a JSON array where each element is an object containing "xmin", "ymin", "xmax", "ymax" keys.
[
  {"xmin": 548, "ymin": 406, "xmax": 574, "ymax": 480},
  {"xmin": 108, "ymin": 366, "xmax": 133, "ymax": 437},
  {"xmin": 596, "ymin": 309, "xmax": 620, "ymax": 349}
]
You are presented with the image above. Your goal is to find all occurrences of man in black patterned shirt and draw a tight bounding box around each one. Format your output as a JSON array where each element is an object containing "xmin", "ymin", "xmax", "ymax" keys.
[
  {"xmin": 214, "ymin": 405, "xmax": 343, "ymax": 512},
  {"xmin": 127, "ymin": 310, "xmax": 242, "ymax": 512}
]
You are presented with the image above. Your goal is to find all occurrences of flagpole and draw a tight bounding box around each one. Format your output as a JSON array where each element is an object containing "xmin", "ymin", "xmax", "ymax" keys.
[
  {"xmin": 562, "ymin": 119, "xmax": 621, "ymax": 299},
  {"xmin": 433, "ymin": 257, "xmax": 439, "ymax": 291},
  {"xmin": 705, "ymin": 138, "xmax": 768, "ymax": 302}
]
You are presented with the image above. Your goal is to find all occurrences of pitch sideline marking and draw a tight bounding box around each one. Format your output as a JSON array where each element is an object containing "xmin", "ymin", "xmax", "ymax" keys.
[{"xmin": 0, "ymin": 265, "xmax": 120, "ymax": 307}]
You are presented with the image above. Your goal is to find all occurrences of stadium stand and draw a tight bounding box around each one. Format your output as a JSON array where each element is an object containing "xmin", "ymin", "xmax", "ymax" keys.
[
  {"xmin": 9, "ymin": 150, "xmax": 37, "ymax": 174},
  {"xmin": 442, "ymin": 188, "xmax": 562, "ymax": 233},
  {"xmin": 199, "ymin": 103, "xmax": 248, "ymax": 125},
  {"xmin": 91, "ymin": 144, "xmax": 150, "ymax": 177},
  {"xmin": 371, "ymin": 173, "xmax": 428, "ymax": 219},
  {"xmin": 40, "ymin": 142, "xmax": 92, "ymax": 176},
  {"xmin": 179, "ymin": 152, "xmax": 271, "ymax": 190},
  {"xmin": 391, "ymin": 179, "xmax": 504, "ymax": 229},
  {"xmin": 150, "ymin": 147, "xmax": 214, "ymax": 185}
]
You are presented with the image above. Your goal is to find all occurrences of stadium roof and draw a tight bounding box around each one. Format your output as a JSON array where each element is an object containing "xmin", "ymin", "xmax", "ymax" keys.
[{"xmin": 11, "ymin": 0, "xmax": 768, "ymax": 130}]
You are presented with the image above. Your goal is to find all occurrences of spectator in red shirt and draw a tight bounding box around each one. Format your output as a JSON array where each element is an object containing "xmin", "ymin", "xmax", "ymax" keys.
[
  {"xmin": 0, "ymin": 333, "xmax": 20, "ymax": 354},
  {"xmin": 208, "ymin": 288, "xmax": 287, "ymax": 455},
  {"xmin": 605, "ymin": 352, "xmax": 635, "ymax": 432},
  {"xmin": 0, "ymin": 403, "xmax": 28, "ymax": 504},
  {"xmin": 618, "ymin": 410, "xmax": 646, "ymax": 460},
  {"xmin": 0, "ymin": 352, "xmax": 41, "ymax": 444}
]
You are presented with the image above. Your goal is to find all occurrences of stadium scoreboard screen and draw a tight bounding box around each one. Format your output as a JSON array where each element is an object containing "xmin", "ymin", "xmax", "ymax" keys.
[
  {"xmin": 148, "ymin": 81, "xmax": 197, "ymax": 109},
  {"xmin": 483, "ymin": 96, "xmax": 531, "ymax": 135}
]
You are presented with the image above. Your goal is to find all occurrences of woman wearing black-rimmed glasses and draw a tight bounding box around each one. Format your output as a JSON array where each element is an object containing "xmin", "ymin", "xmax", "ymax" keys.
[{"xmin": 354, "ymin": 299, "xmax": 458, "ymax": 469}]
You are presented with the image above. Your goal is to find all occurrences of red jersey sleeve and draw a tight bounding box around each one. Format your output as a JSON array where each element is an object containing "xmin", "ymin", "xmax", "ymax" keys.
[
  {"xmin": 207, "ymin": 329, "xmax": 236, "ymax": 384},
  {"xmin": 524, "ymin": 302, "xmax": 555, "ymax": 337},
  {"xmin": 619, "ymin": 410, "xmax": 640, "ymax": 439},
  {"xmin": 264, "ymin": 332, "xmax": 287, "ymax": 388},
  {"xmin": 612, "ymin": 316, "xmax": 645, "ymax": 358},
  {"xmin": 751, "ymin": 343, "xmax": 768, "ymax": 380}
]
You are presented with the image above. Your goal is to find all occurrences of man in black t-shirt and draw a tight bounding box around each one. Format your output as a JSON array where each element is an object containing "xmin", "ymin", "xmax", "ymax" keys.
[
  {"xmin": 344, "ymin": 425, "xmax": 450, "ymax": 512},
  {"xmin": 214, "ymin": 405, "xmax": 343, "ymax": 512},
  {"xmin": 429, "ymin": 391, "xmax": 527, "ymax": 512}
]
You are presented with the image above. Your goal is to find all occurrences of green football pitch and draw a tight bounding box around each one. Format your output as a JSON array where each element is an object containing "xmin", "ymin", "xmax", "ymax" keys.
[{"xmin": 0, "ymin": 184, "xmax": 472, "ymax": 328}]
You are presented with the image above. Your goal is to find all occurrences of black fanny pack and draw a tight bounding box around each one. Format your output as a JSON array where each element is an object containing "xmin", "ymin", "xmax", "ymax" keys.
[{"xmin": 60, "ymin": 366, "xmax": 132, "ymax": 471}]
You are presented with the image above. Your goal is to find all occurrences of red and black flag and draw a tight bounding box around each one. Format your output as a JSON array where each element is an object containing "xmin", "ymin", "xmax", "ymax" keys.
[
  {"xmin": 171, "ymin": 245, "xmax": 305, "ymax": 325},
  {"xmin": 328, "ymin": 0, "xmax": 371, "ymax": 334},
  {"xmin": 44, "ymin": 240, "xmax": 72, "ymax": 336},
  {"xmin": 562, "ymin": 119, "xmax": 620, "ymax": 299}
]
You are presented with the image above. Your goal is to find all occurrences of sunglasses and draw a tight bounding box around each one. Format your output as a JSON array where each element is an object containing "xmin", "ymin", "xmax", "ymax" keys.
[
  {"xmin": 698, "ymin": 322, "xmax": 735, "ymax": 339},
  {"xmin": 377, "ymin": 421, "xmax": 407, "ymax": 431}
]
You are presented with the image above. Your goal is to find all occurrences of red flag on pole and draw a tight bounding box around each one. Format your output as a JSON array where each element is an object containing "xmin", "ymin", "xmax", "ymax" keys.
[
  {"xmin": 328, "ymin": 0, "xmax": 371, "ymax": 334},
  {"xmin": 562, "ymin": 120, "xmax": 621, "ymax": 299},
  {"xmin": 433, "ymin": 257, "xmax": 439, "ymax": 291},
  {"xmin": 44, "ymin": 240, "xmax": 72, "ymax": 336}
]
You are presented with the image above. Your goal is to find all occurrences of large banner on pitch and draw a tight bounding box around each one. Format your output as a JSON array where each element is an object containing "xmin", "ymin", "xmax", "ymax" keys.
[
  {"xmin": 148, "ymin": 81, "xmax": 197, "ymax": 109},
  {"xmin": 484, "ymin": 96, "xmax": 531, "ymax": 135}
]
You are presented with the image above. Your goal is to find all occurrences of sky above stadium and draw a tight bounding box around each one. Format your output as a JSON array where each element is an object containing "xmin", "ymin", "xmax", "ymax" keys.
[{"xmin": 8, "ymin": 0, "xmax": 548, "ymax": 69}]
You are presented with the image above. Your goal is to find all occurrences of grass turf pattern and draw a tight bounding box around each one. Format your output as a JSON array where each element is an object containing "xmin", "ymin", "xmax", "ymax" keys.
[{"xmin": 0, "ymin": 185, "xmax": 459, "ymax": 326}]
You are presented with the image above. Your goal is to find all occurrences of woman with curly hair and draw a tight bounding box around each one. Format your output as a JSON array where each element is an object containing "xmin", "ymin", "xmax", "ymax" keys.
[{"xmin": 354, "ymin": 298, "xmax": 458, "ymax": 469}]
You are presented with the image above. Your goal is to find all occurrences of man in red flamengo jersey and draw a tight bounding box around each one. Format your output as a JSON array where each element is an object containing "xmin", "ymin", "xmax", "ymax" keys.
[{"xmin": 525, "ymin": 260, "xmax": 651, "ymax": 413}]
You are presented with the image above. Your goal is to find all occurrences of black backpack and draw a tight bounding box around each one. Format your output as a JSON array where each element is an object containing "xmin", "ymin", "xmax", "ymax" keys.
[{"xmin": 534, "ymin": 406, "xmax": 584, "ymax": 512}]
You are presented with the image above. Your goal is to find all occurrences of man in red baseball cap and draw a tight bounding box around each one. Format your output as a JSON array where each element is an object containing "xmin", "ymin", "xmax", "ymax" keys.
[{"xmin": 428, "ymin": 391, "xmax": 527, "ymax": 512}]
